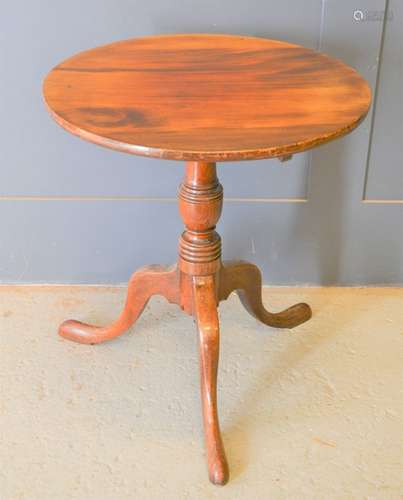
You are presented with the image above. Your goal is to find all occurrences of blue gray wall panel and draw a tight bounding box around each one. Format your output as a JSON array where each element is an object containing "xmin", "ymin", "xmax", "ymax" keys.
[{"xmin": 0, "ymin": 0, "xmax": 402, "ymax": 284}]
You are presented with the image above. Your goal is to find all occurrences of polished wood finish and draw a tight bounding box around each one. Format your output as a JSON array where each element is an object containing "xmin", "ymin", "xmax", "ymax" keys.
[
  {"xmin": 44, "ymin": 35, "xmax": 371, "ymax": 486},
  {"xmin": 57, "ymin": 162, "xmax": 311, "ymax": 485},
  {"xmin": 193, "ymin": 274, "xmax": 229, "ymax": 485},
  {"xmin": 43, "ymin": 34, "xmax": 371, "ymax": 162}
]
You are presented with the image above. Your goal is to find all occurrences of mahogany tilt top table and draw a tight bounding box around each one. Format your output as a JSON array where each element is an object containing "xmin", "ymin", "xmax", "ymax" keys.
[{"xmin": 43, "ymin": 34, "xmax": 371, "ymax": 486}]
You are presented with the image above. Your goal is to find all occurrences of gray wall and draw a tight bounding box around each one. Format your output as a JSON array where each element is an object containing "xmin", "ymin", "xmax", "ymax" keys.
[{"xmin": 1, "ymin": 0, "xmax": 402, "ymax": 285}]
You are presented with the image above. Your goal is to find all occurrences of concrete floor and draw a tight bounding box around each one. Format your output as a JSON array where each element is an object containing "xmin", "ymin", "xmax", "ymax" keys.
[{"xmin": 1, "ymin": 286, "xmax": 402, "ymax": 499}]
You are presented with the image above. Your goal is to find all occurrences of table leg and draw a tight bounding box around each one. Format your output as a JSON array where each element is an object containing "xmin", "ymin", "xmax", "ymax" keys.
[
  {"xmin": 219, "ymin": 260, "xmax": 312, "ymax": 328},
  {"xmin": 58, "ymin": 265, "xmax": 180, "ymax": 344},
  {"xmin": 193, "ymin": 274, "xmax": 229, "ymax": 486}
]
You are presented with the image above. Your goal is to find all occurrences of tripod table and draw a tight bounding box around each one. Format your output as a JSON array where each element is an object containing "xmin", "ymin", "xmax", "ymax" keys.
[{"xmin": 43, "ymin": 34, "xmax": 371, "ymax": 485}]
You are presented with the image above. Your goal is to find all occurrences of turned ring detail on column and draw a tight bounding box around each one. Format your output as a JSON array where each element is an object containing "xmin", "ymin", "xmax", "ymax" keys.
[{"xmin": 179, "ymin": 162, "xmax": 223, "ymax": 276}]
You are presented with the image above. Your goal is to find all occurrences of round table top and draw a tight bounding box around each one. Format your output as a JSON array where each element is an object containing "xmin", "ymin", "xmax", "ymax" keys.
[{"xmin": 43, "ymin": 34, "xmax": 371, "ymax": 162}]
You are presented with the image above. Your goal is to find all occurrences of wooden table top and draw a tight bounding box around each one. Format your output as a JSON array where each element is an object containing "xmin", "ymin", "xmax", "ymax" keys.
[{"xmin": 43, "ymin": 34, "xmax": 371, "ymax": 162}]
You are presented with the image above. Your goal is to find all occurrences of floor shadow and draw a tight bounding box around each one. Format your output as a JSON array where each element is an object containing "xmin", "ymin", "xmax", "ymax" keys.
[{"xmin": 219, "ymin": 284, "xmax": 365, "ymax": 480}]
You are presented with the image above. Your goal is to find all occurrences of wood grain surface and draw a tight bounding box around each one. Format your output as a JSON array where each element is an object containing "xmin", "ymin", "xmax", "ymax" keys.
[{"xmin": 43, "ymin": 34, "xmax": 371, "ymax": 162}]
